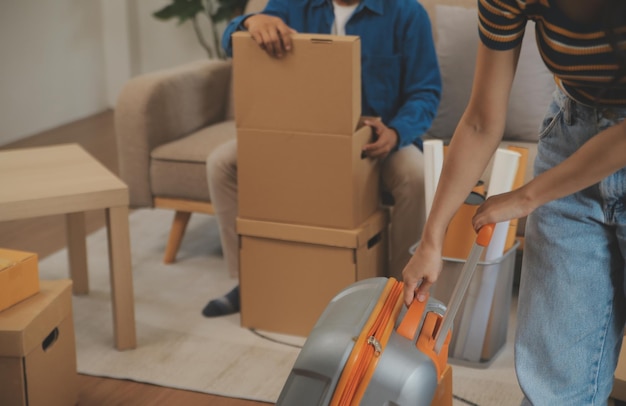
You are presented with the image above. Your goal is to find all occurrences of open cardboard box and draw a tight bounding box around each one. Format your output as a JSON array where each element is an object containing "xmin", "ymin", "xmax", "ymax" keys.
[
  {"xmin": 233, "ymin": 32, "xmax": 361, "ymax": 135},
  {"xmin": 234, "ymin": 31, "xmax": 381, "ymax": 229},
  {"xmin": 237, "ymin": 209, "xmax": 388, "ymax": 337},
  {"xmin": 0, "ymin": 279, "xmax": 77, "ymax": 406}
]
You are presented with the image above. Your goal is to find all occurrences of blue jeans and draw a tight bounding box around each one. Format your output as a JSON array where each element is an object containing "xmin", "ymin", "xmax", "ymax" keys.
[{"xmin": 517, "ymin": 89, "xmax": 626, "ymax": 405}]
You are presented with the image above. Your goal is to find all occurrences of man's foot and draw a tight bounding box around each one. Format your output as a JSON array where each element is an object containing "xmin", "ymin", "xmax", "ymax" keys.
[{"xmin": 202, "ymin": 285, "xmax": 240, "ymax": 317}]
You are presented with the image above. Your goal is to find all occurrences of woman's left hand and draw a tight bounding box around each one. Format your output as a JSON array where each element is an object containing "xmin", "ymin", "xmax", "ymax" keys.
[{"xmin": 472, "ymin": 187, "xmax": 536, "ymax": 231}]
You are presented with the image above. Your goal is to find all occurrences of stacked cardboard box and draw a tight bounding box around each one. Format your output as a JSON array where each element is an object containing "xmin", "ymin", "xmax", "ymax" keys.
[
  {"xmin": 0, "ymin": 249, "xmax": 77, "ymax": 406},
  {"xmin": 232, "ymin": 32, "xmax": 388, "ymax": 336}
]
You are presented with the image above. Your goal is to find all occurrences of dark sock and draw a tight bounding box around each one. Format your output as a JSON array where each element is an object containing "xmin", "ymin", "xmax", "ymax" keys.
[{"xmin": 202, "ymin": 285, "xmax": 240, "ymax": 317}]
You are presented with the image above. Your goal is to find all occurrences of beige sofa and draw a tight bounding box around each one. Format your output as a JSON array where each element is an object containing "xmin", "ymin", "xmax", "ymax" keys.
[
  {"xmin": 114, "ymin": 0, "xmax": 552, "ymax": 259},
  {"xmin": 114, "ymin": 0, "xmax": 266, "ymax": 263}
]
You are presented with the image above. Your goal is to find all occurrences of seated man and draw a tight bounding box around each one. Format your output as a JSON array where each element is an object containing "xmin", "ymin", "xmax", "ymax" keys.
[{"xmin": 203, "ymin": 0, "xmax": 441, "ymax": 317}]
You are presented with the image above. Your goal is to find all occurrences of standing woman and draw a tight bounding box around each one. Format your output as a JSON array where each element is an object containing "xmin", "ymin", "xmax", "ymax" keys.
[{"xmin": 402, "ymin": 0, "xmax": 626, "ymax": 404}]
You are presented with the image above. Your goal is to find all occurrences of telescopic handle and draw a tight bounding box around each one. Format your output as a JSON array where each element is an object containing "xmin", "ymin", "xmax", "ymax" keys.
[{"xmin": 433, "ymin": 224, "xmax": 494, "ymax": 353}]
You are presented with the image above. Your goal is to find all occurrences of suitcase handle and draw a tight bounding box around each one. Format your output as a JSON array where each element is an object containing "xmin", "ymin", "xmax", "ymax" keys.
[
  {"xmin": 398, "ymin": 224, "xmax": 495, "ymax": 379},
  {"xmin": 397, "ymin": 293, "xmax": 428, "ymax": 341},
  {"xmin": 434, "ymin": 223, "xmax": 495, "ymax": 353},
  {"xmin": 398, "ymin": 224, "xmax": 494, "ymax": 340},
  {"xmin": 398, "ymin": 224, "xmax": 495, "ymax": 342}
]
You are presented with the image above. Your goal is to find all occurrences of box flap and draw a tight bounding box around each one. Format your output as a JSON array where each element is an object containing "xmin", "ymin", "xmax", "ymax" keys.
[
  {"xmin": 237, "ymin": 210, "xmax": 387, "ymax": 249},
  {"xmin": 233, "ymin": 31, "xmax": 361, "ymax": 135},
  {"xmin": 0, "ymin": 258, "xmax": 12, "ymax": 272},
  {"xmin": 0, "ymin": 279, "xmax": 72, "ymax": 357}
]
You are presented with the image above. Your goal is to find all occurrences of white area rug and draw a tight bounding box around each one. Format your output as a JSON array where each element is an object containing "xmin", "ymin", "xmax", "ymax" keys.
[{"xmin": 39, "ymin": 208, "xmax": 523, "ymax": 405}]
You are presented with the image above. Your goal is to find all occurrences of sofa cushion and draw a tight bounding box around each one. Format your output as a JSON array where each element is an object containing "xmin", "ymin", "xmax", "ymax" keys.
[
  {"xmin": 426, "ymin": 4, "xmax": 554, "ymax": 143},
  {"xmin": 150, "ymin": 120, "xmax": 236, "ymax": 202}
]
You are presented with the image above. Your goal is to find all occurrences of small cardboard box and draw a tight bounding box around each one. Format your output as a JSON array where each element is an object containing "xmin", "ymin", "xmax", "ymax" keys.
[
  {"xmin": 237, "ymin": 209, "xmax": 388, "ymax": 337},
  {"xmin": 237, "ymin": 124, "xmax": 380, "ymax": 229},
  {"xmin": 0, "ymin": 279, "xmax": 77, "ymax": 406},
  {"xmin": 0, "ymin": 249, "xmax": 39, "ymax": 312},
  {"xmin": 233, "ymin": 32, "xmax": 361, "ymax": 135}
]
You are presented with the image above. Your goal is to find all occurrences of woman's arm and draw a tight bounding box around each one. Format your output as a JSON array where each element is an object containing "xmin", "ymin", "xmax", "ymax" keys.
[
  {"xmin": 473, "ymin": 119, "xmax": 626, "ymax": 229},
  {"xmin": 402, "ymin": 42, "xmax": 521, "ymax": 305}
]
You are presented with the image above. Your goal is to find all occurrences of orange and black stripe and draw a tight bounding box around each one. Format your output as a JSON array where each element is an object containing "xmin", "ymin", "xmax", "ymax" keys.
[{"xmin": 478, "ymin": 0, "xmax": 626, "ymax": 106}]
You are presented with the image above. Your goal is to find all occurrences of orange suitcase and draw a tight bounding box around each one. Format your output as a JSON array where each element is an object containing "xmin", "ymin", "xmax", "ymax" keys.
[{"xmin": 276, "ymin": 225, "xmax": 495, "ymax": 405}]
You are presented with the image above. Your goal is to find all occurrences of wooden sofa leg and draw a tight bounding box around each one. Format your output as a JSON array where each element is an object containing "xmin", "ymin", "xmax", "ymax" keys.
[{"xmin": 164, "ymin": 211, "xmax": 192, "ymax": 264}]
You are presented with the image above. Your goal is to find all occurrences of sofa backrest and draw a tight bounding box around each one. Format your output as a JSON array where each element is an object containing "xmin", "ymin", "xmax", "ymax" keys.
[
  {"xmin": 420, "ymin": 0, "xmax": 476, "ymax": 40},
  {"xmin": 245, "ymin": 0, "xmax": 268, "ymax": 14}
]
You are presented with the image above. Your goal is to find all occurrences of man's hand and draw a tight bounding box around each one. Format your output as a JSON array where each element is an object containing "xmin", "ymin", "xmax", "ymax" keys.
[
  {"xmin": 361, "ymin": 119, "xmax": 399, "ymax": 159},
  {"xmin": 243, "ymin": 14, "xmax": 297, "ymax": 58}
]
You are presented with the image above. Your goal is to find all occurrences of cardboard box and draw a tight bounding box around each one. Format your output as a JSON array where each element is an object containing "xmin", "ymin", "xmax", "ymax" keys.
[
  {"xmin": 0, "ymin": 249, "xmax": 39, "ymax": 312},
  {"xmin": 233, "ymin": 32, "xmax": 361, "ymax": 135},
  {"xmin": 237, "ymin": 209, "xmax": 388, "ymax": 337},
  {"xmin": 238, "ymin": 124, "xmax": 380, "ymax": 229},
  {"xmin": 0, "ymin": 279, "xmax": 77, "ymax": 406}
]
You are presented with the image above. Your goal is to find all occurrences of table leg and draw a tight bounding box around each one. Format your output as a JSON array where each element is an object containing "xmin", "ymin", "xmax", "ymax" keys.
[
  {"xmin": 66, "ymin": 212, "xmax": 89, "ymax": 294},
  {"xmin": 106, "ymin": 205, "xmax": 136, "ymax": 350}
]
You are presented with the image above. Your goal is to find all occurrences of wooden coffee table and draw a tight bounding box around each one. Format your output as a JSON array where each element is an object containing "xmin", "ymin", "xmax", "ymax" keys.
[{"xmin": 0, "ymin": 143, "xmax": 136, "ymax": 350}]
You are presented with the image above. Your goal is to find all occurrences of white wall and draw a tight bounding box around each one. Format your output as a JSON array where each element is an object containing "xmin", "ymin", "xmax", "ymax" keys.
[
  {"xmin": 133, "ymin": 0, "xmax": 213, "ymax": 74},
  {"xmin": 0, "ymin": 0, "xmax": 219, "ymax": 146},
  {"xmin": 0, "ymin": 0, "xmax": 107, "ymax": 145}
]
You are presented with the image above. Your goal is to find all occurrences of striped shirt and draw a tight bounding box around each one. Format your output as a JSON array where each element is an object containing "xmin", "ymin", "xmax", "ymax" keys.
[{"xmin": 478, "ymin": 0, "xmax": 626, "ymax": 106}]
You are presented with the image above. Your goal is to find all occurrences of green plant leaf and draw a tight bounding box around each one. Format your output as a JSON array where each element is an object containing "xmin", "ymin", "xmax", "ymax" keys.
[
  {"xmin": 153, "ymin": 0, "xmax": 206, "ymax": 24},
  {"xmin": 211, "ymin": 0, "xmax": 248, "ymax": 23}
]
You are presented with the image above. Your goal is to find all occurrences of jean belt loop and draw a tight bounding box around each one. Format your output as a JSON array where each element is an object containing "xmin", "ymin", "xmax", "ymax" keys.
[{"xmin": 563, "ymin": 96, "xmax": 574, "ymax": 125}]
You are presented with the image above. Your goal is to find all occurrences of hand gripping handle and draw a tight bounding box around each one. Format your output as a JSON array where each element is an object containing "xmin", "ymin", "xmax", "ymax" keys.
[
  {"xmin": 397, "ymin": 224, "xmax": 495, "ymax": 342},
  {"xmin": 476, "ymin": 223, "xmax": 495, "ymax": 248},
  {"xmin": 433, "ymin": 223, "xmax": 495, "ymax": 353}
]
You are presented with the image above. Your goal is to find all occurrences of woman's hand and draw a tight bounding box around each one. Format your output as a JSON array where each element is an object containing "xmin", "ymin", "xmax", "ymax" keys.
[
  {"xmin": 243, "ymin": 14, "xmax": 297, "ymax": 58},
  {"xmin": 472, "ymin": 186, "xmax": 535, "ymax": 231},
  {"xmin": 402, "ymin": 240, "xmax": 443, "ymax": 306}
]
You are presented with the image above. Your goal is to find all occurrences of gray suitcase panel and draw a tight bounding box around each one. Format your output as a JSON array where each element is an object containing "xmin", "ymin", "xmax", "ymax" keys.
[{"xmin": 277, "ymin": 277, "xmax": 445, "ymax": 406}]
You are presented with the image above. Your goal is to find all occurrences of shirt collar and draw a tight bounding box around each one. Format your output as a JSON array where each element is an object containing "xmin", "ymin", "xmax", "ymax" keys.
[{"xmin": 313, "ymin": 0, "xmax": 384, "ymax": 16}]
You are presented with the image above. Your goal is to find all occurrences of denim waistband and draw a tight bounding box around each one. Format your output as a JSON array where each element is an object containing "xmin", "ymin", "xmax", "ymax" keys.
[{"xmin": 554, "ymin": 88, "xmax": 626, "ymax": 126}]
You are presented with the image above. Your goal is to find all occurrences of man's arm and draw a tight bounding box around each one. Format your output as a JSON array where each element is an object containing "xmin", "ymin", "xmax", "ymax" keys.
[
  {"xmin": 221, "ymin": 0, "xmax": 291, "ymax": 57},
  {"xmin": 388, "ymin": 5, "xmax": 442, "ymax": 149}
]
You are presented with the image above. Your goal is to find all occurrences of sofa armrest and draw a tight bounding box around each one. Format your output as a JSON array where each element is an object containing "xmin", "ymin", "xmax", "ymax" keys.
[{"xmin": 114, "ymin": 59, "xmax": 232, "ymax": 207}]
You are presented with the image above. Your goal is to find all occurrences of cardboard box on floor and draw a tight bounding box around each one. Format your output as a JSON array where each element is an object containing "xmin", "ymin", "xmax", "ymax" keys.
[
  {"xmin": 0, "ymin": 249, "xmax": 39, "ymax": 312},
  {"xmin": 0, "ymin": 279, "xmax": 77, "ymax": 406},
  {"xmin": 237, "ymin": 210, "xmax": 388, "ymax": 337},
  {"xmin": 232, "ymin": 32, "xmax": 361, "ymax": 135}
]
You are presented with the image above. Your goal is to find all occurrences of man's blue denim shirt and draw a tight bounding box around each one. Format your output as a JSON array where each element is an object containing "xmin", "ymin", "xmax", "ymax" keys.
[{"xmin": 222, "ymin": 0, "xmax": 442, "ymax": 150}]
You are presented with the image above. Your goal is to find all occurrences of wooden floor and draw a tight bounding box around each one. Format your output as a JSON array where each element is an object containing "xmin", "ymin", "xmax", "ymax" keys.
[{"xmin": 0, "ymin": 110, "xmax": 270, "ymax": 406}]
